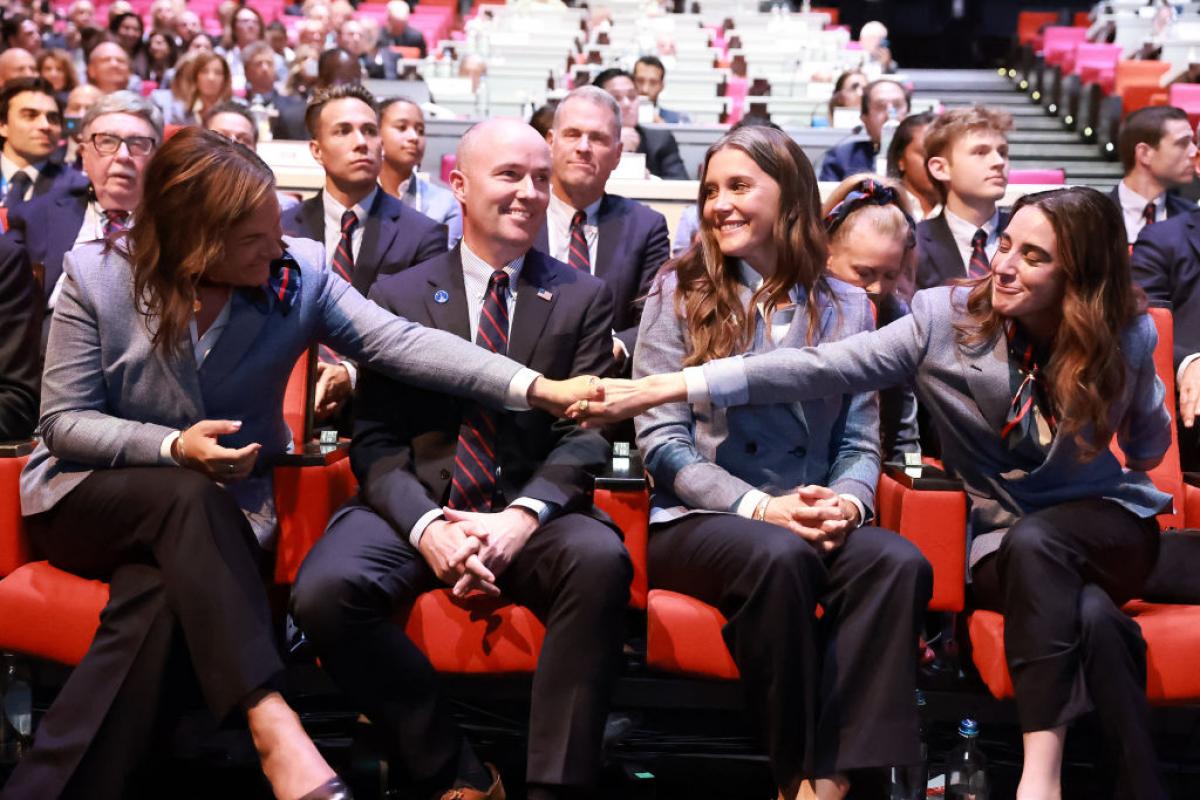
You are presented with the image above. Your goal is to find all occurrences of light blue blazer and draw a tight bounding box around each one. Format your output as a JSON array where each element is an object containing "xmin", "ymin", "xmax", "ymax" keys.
[
  {"xmin": 404, "ymin": 174, "xmax": 462, "ymax": 249},
  {"xmin": 20, "ymin": 237, "xmax": 524, "ymax": 539},
  {"xmin": 699, "ymin": 286, "xmax": 1174, "ymax": 566},
  {"xmin": 633, "ymin": 270, "xmax": 881, "ymax": 526}
]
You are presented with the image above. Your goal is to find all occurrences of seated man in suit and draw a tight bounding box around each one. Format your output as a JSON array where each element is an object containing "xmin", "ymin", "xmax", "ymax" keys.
[
  {"xmin": 0, "ymin": 77, "xmax": 79, "ymax": 209},
  {"xmin": 242, "ymin": 40, "xmax": 308, "ymax": 141},
  {"xmin": 634, "ymin": 55, "xmax": 691, "ymax": 124},
  {"xmin": 818, "ymin": 78, "xmax": 909, "ymax": 181},
  {"xmin": 383, "ymin": 0, "xmax": 427, "ymax": 59},
  {"xmin": 5, "ymin": 90, "xmax": 159, "ymax": 312},
  {"xmin": 378, "ymin": 97, "xmax": 462, "ymax": 247},
  {"xmin": 1111, "ymin": 105, "xmax": 1198, "ymax": 245},
  {"xmin": 203, "ymin": 101, "xmax": 301, "ymax": 212},
  {"xmin": 338, "ymin": 18, "xmax": 384, "ymax": 79},
  {"xmin": 914, "ymin": 105, "xmax": 1012, "ymax": 290},
  {"xmin": 283, "ymin": 83, "xmax": 447, "ymax": 416},
  {"xmin": 594, "ymin": 67, "xmax": 689, "ymax": 180},
  {"xmin": 290, "ymin": 117, "xmax": 631, "ymax": 800},
  {"xmin": 537, "ymin": 85, "xmax": 670, "ymax": 372},
  {"xmin": 0, "ymin": 236, "xmax": 38, "ymax": 440},
  {"xmin": 87, "ymin": 40, "xmax": 138, "ymax": 95}
]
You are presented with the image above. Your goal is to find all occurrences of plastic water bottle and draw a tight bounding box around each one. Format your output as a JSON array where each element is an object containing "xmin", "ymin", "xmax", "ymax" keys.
[
  {"xmin": 0, "ymin": 653, "xmax": 32, "ymax": 764},
  {"xmin": 888, "ymin": 690, "xmax": 928, "ymax": 800},
  {"xmin": 876, "ymin": 105, "xmax": 900, "ymax": 175},
  {"xmin": 946, "ymin": 718, "xmax": 989, "ymax": 800}
]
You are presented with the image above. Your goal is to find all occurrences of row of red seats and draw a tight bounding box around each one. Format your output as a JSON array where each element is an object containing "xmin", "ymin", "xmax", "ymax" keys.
[{"xmin": 1, "ymin": 310, "xmax": 1199, "ymax": 735}]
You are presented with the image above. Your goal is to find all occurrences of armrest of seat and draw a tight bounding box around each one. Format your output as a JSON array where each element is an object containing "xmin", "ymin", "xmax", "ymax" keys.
[
  {"xmin": 272, "ymin": 442, "xmax": 357, "ymax": 585},
  {"xmin": 0, "ymin": 440, "xmax": 35, "ymax": 577},
  {"xmin": 593, "ymin": 447, "xmax": 649, "ymax": 610},
  {"xmin": 877, "ymin": 462, "xmax": 968, "ymax": 612}
]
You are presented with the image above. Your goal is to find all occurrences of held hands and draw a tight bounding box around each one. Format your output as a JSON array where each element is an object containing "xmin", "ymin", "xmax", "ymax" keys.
[
  {"xmin": 764, "ymin": 485, "xmax": 861, "ymax": 553},
  {"xmin": 313, "ymin": 362, "xmax": 352, "ymax": 421},
  {"xmin": 564, "ymin": 374, "xmax": 689, "ymax": 427},
  {"xmin": 173, "ymin": 420, "xmax": 262, "ymax": 482}
]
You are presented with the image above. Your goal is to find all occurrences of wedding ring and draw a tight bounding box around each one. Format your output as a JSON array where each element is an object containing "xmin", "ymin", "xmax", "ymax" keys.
[{"xmin": 579, "ymin": 399, "xmax": 590, "ymax": 414}]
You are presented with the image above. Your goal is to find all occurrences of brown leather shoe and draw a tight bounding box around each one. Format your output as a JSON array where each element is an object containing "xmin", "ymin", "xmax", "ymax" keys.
[{"xmin": 437, "ymin": 764, "xmax": 505, "ymax": 800}]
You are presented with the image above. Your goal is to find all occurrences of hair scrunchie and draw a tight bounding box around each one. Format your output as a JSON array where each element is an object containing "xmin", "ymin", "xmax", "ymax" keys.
[{"xmin": 822, "ymin": 178, "xmax": 917, "ymax": 249}]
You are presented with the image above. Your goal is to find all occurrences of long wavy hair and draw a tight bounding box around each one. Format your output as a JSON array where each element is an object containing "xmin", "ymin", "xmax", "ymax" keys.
[
  {"xmin": 128, "ymin": 127, "xmax": 276, "ymax": 355},
  {"xmin": 668, "ymin": 126, "xmax": 829, "ymax": 365},
  {"xmin": 954, "ymin": 187, "xmax": 1145, "ymax": 458}
]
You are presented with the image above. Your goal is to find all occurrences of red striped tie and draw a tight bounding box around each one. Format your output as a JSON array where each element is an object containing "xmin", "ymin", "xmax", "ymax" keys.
[
  {"xmin": 447, "ymin": 270, "xmax": 510, "ymax": 511},
  {"xmin": 331, "ymin": 209, "xmax": 357, "ymax": 283},
  {"xmin": 567, "ymin": 209, "xmax": 590, "ymax": 272},
  {"xmin": 1142, "ymin": 201, "xmax": 1156, "ymax": 230},
  {"xmin": 968, "ymin": 228, "xmax": 990, "ymax": 279}
]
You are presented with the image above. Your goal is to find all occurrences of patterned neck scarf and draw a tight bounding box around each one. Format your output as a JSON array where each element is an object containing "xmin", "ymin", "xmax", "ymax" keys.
[{"xmin": 1000, "ymin": 319, "xmax": 1058, "ymax": 451}]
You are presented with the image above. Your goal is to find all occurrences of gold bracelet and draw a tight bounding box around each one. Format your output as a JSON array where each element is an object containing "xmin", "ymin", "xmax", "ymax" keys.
[{"xmin": 753, "ymin": 495, "xmax": 770, "ymax": 521}]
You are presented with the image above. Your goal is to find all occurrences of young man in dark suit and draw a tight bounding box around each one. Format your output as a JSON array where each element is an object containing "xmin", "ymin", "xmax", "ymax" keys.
[
  {"xmin": 0, "ymin": 77, "xmax": 80, "ymax": 209},
  {"xmin": 594, "ymin": 67, "xmax": 689, "ymax": 180},
  {"xmin": 290, "ymin": 117, "xmax": 631, "ymax": 800},
  {"xmin": 0, "ymin": 235, "xmax": 38, "ymax": 440},
  {"xmin": 1110, "ymin": 105, "xmax": 1198, "ymax": 245},
  {"xmin": 536, "ymin": 85, "xmax": 671, "ymax": 372},
  {"xmin": 915, "ymin": 105, "xmax": 1012, "ymax": 290}
]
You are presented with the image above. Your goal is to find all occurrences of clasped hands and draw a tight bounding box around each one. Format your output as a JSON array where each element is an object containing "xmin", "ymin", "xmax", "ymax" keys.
[
  {"xmin": 418, "ymin": 506, "xmax": 540, "ymax": 597},
  {"xmin": 529, "ymin": 374, "xmax": 684, "ymax": 425},
  {"xmin": 765, "ymin": 485, "xmax": 861, "ymax": 553}
]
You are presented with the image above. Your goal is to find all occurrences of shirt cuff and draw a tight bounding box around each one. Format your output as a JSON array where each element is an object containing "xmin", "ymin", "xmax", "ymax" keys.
[
  {"xmin": 699, "ymin": 356, "xmax": 749, "ymax": 407},
  {"xmin": 509, "ymin": 497, "xmax": 555, "ymax": 525},
  {"xmin": 683, "ymin": 366, "xmax": 710, "ymax": 405},
  {"xmin": 160, "ymin": 430, "xmax": 181, "ymax": 464},
  {"xmin": 409, "ymin": 507, "xmax": 445, "ymax": 549},
  {"xmin": 505, "ymin": 367, "xmax": 540, "ymax": 411},
  {"xmin": 340, "ymin": 360, "xmax": 358, "ymax": 390},
  {"xmin": 735, "ymin": 489, "xmax": 770, "ymax": 518},
  {"xmin": 839, "ymin": 494, "xmax": 867, "ymax": 528},
  {"xmin": 1177, "ymin": 353, "xmax": 1200, "ymax": 386}
]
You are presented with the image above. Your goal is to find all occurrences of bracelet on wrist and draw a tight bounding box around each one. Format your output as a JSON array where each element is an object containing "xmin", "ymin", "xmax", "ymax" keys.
[{"xmin": 753, "ymin": 495, "xmax": 770, "ymax": 521}]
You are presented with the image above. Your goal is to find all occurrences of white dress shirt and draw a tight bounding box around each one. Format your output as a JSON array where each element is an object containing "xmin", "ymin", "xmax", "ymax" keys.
[
  {"xmin": 943, "ymin": 206, "xmax": 1001, "ymax": 276},
  {"xmin": 1117, "ymin": 180, "xmax": 1168, "ymax": 245},
  {"xmin": 546, "ymin": 191, "xmax": 602, "ymax": 270},
  {"xmin": 408, "ymin": 240, "xmax": 552, "ymax": 548},
  {"xmin": 0, "ymin": 154, "xmax": 41, "ymax": 204},
  {"xmin": 321, "ymin": 186, "xmax": 377, "ymax": 272}
]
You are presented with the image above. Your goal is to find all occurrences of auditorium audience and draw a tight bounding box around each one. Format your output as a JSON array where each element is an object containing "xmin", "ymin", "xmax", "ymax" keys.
[
  {"xmin": 818, "ymin": 78, "xmax": 909, "ymax": 181},
  {"xmin": 67, "ymin": 0, "xmax": 98, "ymax": 34},
  {"xmin": 0, "ymin": 48, "xmax": 38, "ymax": 85},
  {"xmin": 141, "ymin": 29, "xmax": 178, "ymax": 85},
  {"xmin": 827, "ymin": 69, "xmax": 866, "ymax": 124},
  {"xmin": 595, "ymin": 185, "xmax": 1178, "ymax": 800},
  {"xmin": 315, "ymin": 46, "xmax": 364, "ymax": 90},
  {"xmin": 383, "ymin": 0, "xmax": 427, "ymax": 59},
  {"xmin": 378, "ymin": 97, "xmax": 462, "ymax": 247},
  {"xmin": 3, "ymin": 125, "xmax": 600, "ymax": 800},
  {"xmin": 885, "ymin": 111, "xmax": 940, "ymax": 220},
  {"xmin": 0, "ymin": 77, "xmax": 76, "ymax": 210},
  {"xmin": 539, "ymin": 85, "xmax": 670, "ymax": 369},
  {"xmin": 148, "ymin": 0, "xmax": 178, "ymax": 37},
  {"xmin": 0, "ymin": 237, "xmax": 38, "ymax": 442},
  {"xmin": 242, "ymin": 41, "xmax": 307, "ymax": 141},
  {"xmin": 625, "ymin": 124, "xmax": 931, "ymax": 800},
  {"xmin": 594, "ymin": 67, "xmax": 688, "ymax": 179},
  {"xmin": 1111, "ymin": 105, "xmax": 1198, "ymax": 245},
  {"xmin": 185, "ymin": 31, "xmax": 216, "ymax": 55},
  {"xmin": 203, "ymin": 100, "xmax": 301, "ymax": 212},
  {"xmin": 293, "ymin": 116, "xmax": 630, "ymax": 800},
  {"xmin": 108, "ymin": 12, "xmax": 148, "ymax": 77},
  {"xmin": 915, "ymin": 105, "xmax": 1011, "ymax": 290},
  {"xmin": 4, "ymin": 13, "xmax": 44, "ymax": 57},
  {"xmin": 37, "ymin": 49, "xmax": 79, "ymax": 96},
  {"xmin": 157, "ymin": 51, "xmax": 235, "ymax": 126},
  {"xmin": 174, "ymin": 8, "xmax": 203, "ymax": 47},
  {"xmin": 86, "ymin": 40, "xmax": 136, "ymax": 94},
  {"xmin": 337, "ymin": 18, "xmax": 383, "ymax": 79},
  {"xmin": 633, "ymin": 55, "xmax": 691, "ymax": 124},
  {"xmin": 857, "ymin": 20, "xmax": 896, "ymax": 75}
]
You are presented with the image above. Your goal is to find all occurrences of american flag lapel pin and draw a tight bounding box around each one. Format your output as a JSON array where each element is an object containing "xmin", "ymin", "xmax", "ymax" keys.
[{"xmin": 537, "ymin": 287, "xmax": 553, "ymax": 302}]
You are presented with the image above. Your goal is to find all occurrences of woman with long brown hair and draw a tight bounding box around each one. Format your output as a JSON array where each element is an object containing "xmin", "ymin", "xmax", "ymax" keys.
[
  {"xmin": 595, "ymin": 186, "xmax": 1175, "ymax": 798},
  {"xmin": 632, "ymin": 124, "xmax": 932, "ymax": 800},
  {"xmin": 160, "ymin": 50, "xmax": 234, "ymax": 125},
  {"xmin": 7, "ymin": 128, "xmax": 599, "ymax": 800}
]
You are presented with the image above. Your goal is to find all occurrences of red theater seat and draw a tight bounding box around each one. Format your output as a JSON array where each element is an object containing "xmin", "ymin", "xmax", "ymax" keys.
[{"xmin": 646, "ymin": 590, "xmax": 739, "ymax": 679}]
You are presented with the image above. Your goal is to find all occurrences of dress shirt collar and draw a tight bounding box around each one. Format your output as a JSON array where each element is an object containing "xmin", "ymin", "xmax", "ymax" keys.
[
  {"xmin": 548, "ymin": 189, "xmax": 603, "ymax": 231},
  {"xmin": 322, "ymin": 186, "xmax": 377, "ymax": 230},
  {"xmin": 736, "ymin": 259, "xmax": 801, "ymax": 302},
  {"xmin": 943, "ymin": 205, "xmax": 1000, "ymax": 251},
  {"xmin": 1117, "ymin": 179, "xmax": 1165, "ymax": 216},
  {"xmin": 460, "ymin": 239, "xmax": 525, "ymax": 291},
  {"xmin": 0, "ymin": 153, "xmax": 42, "ymax": 184}
]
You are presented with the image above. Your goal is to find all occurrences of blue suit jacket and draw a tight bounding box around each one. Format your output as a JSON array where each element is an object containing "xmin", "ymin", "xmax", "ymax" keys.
[
  {"xmin": 3, "ymin": 169, "xmax": 89, "ymax": 302},
  {"xmin": 700, "ymin": 286, "xmax": 1173, "ymax": 566},
  {"xmin": 1108, "ymin": 184, "xmax": 1195, "ymax": 244},
  {"xmin": 281, "ymin": 188, "xmax": 447, "ymax": 295},
  {"xmin": 818, "ymin": 137, "xmax": 875, "ymax": 182},
  {"xmin": 5, "ymin": 157, "xmax": 82, "ymax": 211},
  {"xmin": 535, "ymin": 193, "xmax": 670, "ymax": 354},
  {"xmin": 1131, "ymin": 208, "xmax": 1200, "ymax": 370},
  {"xmin": 914, "ymin": 209, "xmax": 1011, "ymax": 291}
]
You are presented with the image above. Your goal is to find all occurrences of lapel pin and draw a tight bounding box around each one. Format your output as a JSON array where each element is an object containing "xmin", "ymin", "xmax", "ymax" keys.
[
  {"xmin": 433, "ymin": 289, "xmax": 449, "ymax": 304},
  {"xmin": 537, "ymin": 287, "xmax": 553, "ymax": 302}
]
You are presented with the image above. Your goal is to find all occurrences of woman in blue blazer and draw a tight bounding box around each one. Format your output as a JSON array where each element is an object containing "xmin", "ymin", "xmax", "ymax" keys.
[
  {"xmin": 632, "ymin": 125, "xmax": 932, "ymax": 800},
  {"xmin": 598, "ymin": 187, "xmax": 1174, "ymax": 799},
  {"xmin": 8, "ymin": 129, "xmax": 597, "ymax": 800}
]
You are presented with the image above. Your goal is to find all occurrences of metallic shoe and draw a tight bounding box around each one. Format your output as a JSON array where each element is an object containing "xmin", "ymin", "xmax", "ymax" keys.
[
  {"xmin": 298, "ymin": 776, "xmax": 354, "ymax": 800},
  {"xmin": 438, "ymin": 764, "xmax": 505, "ymax": 800}
]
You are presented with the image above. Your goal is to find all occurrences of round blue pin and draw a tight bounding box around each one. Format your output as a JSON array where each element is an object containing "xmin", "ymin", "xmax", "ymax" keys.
[{"xmin": 433, "ymin": 289, "xmax": 449, "ymax": 304}]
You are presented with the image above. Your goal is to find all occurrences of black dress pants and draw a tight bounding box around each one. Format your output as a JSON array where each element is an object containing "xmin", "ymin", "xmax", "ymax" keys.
[
  {"xmin": 1, "ymin": 467, "xmax": 282, "ymax": 800},
  {"xmin": 970, "ymin": 498, "xmax": 1165, "ymax": 800},
  {"xmin": 290, "ymin": 506, "xmax": 632, "ymax": 793},
  {"xmin": 647, "ymin": 515, "xmax": 933, "ymax": 788}
]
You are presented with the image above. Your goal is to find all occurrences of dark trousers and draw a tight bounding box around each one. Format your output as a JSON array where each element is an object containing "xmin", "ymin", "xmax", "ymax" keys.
[
  {"xmin": 290, "ymin": 506, "xmax": 632, "ymax": 792},
  {"xmin": 1, "ymin": 467, "xmax": 282, "ymax": 800},
  {"xmin": 970, "ymin": 498, "xmax": 1165, "ymax": 800},
  {"xmin": 647, "ymin": 515, "xmax": 932, "ymax": 787}
]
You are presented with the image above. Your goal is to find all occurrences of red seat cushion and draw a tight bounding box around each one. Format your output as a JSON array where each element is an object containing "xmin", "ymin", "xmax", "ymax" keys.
[
  {"xmin": 646, "ymin": 589, "xmax": 739, "ymax": 679},
  {"xmin": 0, "ymin": 561, "xmax": 107, "ymax": 666},
  {"xmin": 969, "ymin": 602, "xmax": 1200, "ymax": 702},
  {"xmin": 401, "ymin": 589, "xmax": 544, "ymax": 673}
]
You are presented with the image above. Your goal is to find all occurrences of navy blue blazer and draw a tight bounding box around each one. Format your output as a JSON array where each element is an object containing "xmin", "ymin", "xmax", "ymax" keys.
[
  {"xmin": 7, "ymin": 157, "xmax": 83, "ymax": 210},
  {"xmin": 281, "ymin": 188, "xmax": 447, "ymax": 296},
  {"xmin": 250, "ymin": 89, "xmax": 308, "ymax": 141},
  {"xmin": 914, "ymin": 209, "xmax": 1011, "ymax": 291},
  {"xmin": 3, "ymin": 169, "xmax": 89, "ymax": 303},
  {"xmin": 818, "ymin": 138, "xmax": 875, "ymax": 182},
  {"xmin": 535, "ymin": 193, "xmax": 670, "ymax": 355},
  {"xmin": 1130, "ymin": 208, "xmax": 1200, "ymax": 370},
  {"xmin": 638, "ymin": 126, "xmax": 688, "ymax": 180},
  {"xmin": 0, "ymin": 236, "xmax": 38, "ymax": 440},
  {"xmin": 1107, "ymin": 184, "xmax": 1195, "ymax": 244}
]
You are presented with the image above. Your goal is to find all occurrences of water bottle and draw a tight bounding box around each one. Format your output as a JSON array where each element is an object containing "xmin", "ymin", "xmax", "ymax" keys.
[
  {"xmin": 0, "ymin": 653, "xmax": 32, "ymax": 764},
  {"xmin": 888, "ymin": 690, "xmax": 928, "ymax": 800},
  {"xmin": 946, "ymin": 718, "xmax": 989, "ymax": 800},
  {"xmin": 876, "ymin": 105, "xmax": 900, "ymax": 175}
]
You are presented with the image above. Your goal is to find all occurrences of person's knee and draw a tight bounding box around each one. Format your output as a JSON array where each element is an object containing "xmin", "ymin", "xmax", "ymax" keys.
[
  {"xmin": 750, "ymin": 528, "xmax": 822, "ymax": 587},
  {"xmin": 881, "ymin": 532, "xmax": 933, "ymax": 591},
  {"xmin": 563, "ymin": 528, "xmax": 633, "ymax": 601},
  {"xmin": 998, "ymin": 514, "xmax": 1059, "ymax": 570},
  {"xmin": 163, "ymin": 468, "xmax": 243, "ymax": 519},
  {"xmin": 1078, "ymin": 583, "xmax": 1139, "ymax": 644},
  {"xmin": 290, "ymin": 549, "xmax": 375, "ymax": 644}
]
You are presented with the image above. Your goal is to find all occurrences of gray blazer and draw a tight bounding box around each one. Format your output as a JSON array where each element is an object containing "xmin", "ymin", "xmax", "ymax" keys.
[
  {"xmin": 20, "ymin": 237, "xmax": 525, "ymax": 532},
  {"xmin": 633, "ymin": 270, "xmax": 881, "ymax": 526},
  {"xmin": 699, "ymin": 286, "xmax": 1174, "ymax": 566}
]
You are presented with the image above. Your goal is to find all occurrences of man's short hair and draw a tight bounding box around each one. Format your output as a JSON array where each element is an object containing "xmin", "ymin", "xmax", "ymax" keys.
[
  {"xmin": 552, "ymin": 85, "xmax": 620, "ymax": 137},
  {"xmin": 0, "ymin": 77, "xmax": 59, "ymax": 124},
  {"xmin": 241, "ymin": 40, "xmax": 274, "ymax": 64},
  {"xmin": 1118, "ymin": 105, "xmax": 1191, "ymax": 173},
  {"xmin": 203, "ymin": 100, "xmax": 257, "ymax": 142},
  {"xmin": 922, "ymin": 104, "xmax": 1013, "ymax": 199},
  {"xmin": 80, "ymin": 89, "xmax": 164, "ymax": 140},
  {"xmin": 305, "ymin": 81, "xmax": 378, "ymax": 137},
  {"xmin": 634, "ymin": 55, "xmax": 666, "ymax": 78},
  {"xmin": 859, "ymin": 78, "xmax": 911, "ymax": 117},
  {"xmin": 592, "ymin": 67, "xmax": 634, "ymax": 91}
]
